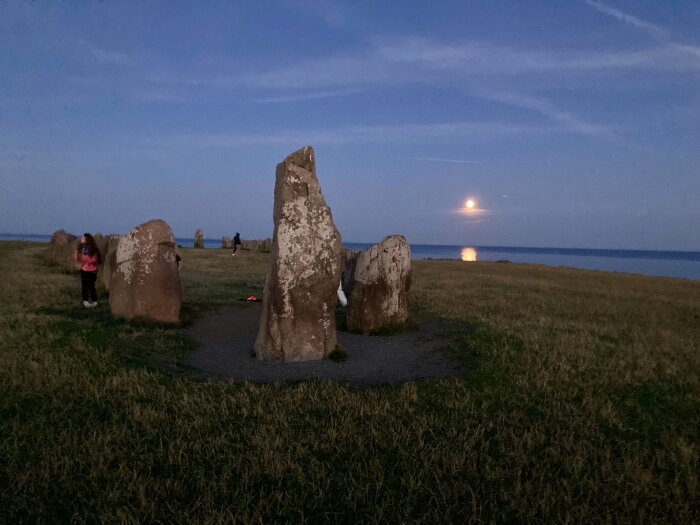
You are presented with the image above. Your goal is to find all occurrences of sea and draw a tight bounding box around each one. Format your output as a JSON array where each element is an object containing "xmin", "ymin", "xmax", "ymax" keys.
[{"xmin": 3, "ymin": 233, "xmax": 699, "ymax": 281}]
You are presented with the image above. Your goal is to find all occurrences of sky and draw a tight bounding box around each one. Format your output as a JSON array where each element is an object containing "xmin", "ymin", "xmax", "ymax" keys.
[{"xmin": 1, "ymin": 1, "xmax": 699, "ymax": 250}]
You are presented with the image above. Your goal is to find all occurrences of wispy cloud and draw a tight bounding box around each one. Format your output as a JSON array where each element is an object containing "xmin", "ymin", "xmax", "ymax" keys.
[
  {"xmin": 284, "ymin": 0, "xmax": 346, "ymax": 26},
  {"xmin": 142, "ymin": 120, "xmax": 552, "ymax": 149},
  {"xmin": 473, "ymin": 90, "xmax": 620, "ymax": 140},
  {"xmin": 66, "ymin": 36, "xmax": 133, "ymax": 66},
  {"xmin": 89, "ymin": 46, "xmax": 132, "ymax": 66},
  {"xmin": 253, "ymin": 88, "xmax": 364, "ymax": 103},
  {"xmin": 373, "ymin": 36, "xmax": 700, "ymax": 74},
  {"xmin": 583, "ymin": 0, "xmax": 668, "ymax": 39},
  {"xmin": 226, "ymin": 36, "xmax": 700, "ymax": 94},
  {"xmin": 403, "ymin": 157, "xmax": 479, "ymax": 164},
  {"xmin": 584, "ymin": 0, "xmax": 700, "ymax": 66}
]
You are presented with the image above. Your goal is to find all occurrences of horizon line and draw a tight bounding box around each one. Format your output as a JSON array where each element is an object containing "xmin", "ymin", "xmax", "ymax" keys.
[{"xmin": 2, "ymin": 232, "xmax": 698, "ymax": 255}]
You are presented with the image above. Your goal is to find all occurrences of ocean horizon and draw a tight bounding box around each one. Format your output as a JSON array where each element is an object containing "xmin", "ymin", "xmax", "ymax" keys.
[{"xmin": 2, "ymin": 233, "xmax": 699, "ymax": 281}]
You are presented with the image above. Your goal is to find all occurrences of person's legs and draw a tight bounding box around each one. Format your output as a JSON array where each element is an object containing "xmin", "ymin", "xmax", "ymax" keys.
[
  {"xmin": 80, "ymin": 270, "xmax": 90, "ymax": 302},
  {"xmin": 87, "ymin": 271, "xmax": 98, "ymax": 304}
]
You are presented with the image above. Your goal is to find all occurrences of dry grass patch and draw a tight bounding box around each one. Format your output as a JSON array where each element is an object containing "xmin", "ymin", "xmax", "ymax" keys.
[{"xmin": 1, "ymin": 242, "xmax": 698, "ymax": 523}]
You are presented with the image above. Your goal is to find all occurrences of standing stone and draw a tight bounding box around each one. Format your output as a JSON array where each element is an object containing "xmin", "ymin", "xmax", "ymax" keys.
[
  {"xmin": 342, "ymin": 249, "xmax": 361, "ymax": 294},
  {"xmin": 48, "ymin": 230, "xmax": 78, "ymax": 270},
  {"xmin": 255, "ymin": 238, "xmax": 268, "ymax": 253},
  {"xmin": 109, "ymin": 219, "xmax": 182, "ymax": 323},
  {"xmin": 100, "ymin": 235, "xmax": 121, "ymax": 291},
  {"xmin": 346, "ymin": 235, "xmax": 412, "ymax": 334},
  {"xmin": 222, "ymin": 236, "xmax": 232, "ymax": 249},
  {"xmin": 96, "ymin": 235, "xmax": 110, "ymax": 264},
  {"xmin": 194, "ymin": 229, "xmax": 204, "ymax": 249},
  {"xmin": 254, "ymin": 146, "xmax": 342, "ymax": 362}
]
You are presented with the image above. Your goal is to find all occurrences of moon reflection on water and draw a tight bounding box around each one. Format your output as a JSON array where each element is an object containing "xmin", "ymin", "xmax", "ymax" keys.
[{"xmin": 461, "ymin": 247, "xmax": 478, "ymax": 261}]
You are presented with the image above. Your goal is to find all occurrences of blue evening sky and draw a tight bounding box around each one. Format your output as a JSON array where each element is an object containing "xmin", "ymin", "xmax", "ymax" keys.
[{"xmin": 1, "ymin": 1, "xmax": 699, "ymax": 250}]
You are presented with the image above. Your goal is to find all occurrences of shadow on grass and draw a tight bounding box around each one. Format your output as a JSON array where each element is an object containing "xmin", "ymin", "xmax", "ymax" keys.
[
  {"xmin": 36, "ymin": 305, "xmax": 198, "ymax": 376},
  {"xmin": 335, "ymin": 307, "xmax": 419, "ymax": 336}
]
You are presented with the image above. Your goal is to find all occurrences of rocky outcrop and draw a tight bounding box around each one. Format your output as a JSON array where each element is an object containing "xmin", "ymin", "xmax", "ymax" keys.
[
  {"xmin": 48, "ymin": 230, "xmax": 78, "ymax": 270},
  {"xmin": 222, "ymin": 236, "xmax": 232, "ymax": 249},
  {"xmin": 109, "ymin": 220, "xmax": 182, "ymax": 323},
  {"xmin": 194, "ymin": 229, "xmax": 204, "ymax": 249},
  {"xmin": 346, "ymin": 235, "xmax": 412, "ymax": 334},
  {"xmin": 254, "ymin": 146, "xmax": 342, "ymax": 362}
]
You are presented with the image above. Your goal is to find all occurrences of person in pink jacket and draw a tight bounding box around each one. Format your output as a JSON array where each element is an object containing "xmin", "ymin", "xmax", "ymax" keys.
[{"xmin": 75, "ymin": 233, "xmax": 102, "ymax": 308}]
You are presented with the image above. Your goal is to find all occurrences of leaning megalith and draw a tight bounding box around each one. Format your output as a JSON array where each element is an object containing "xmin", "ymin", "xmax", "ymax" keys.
[
  {"xmin": 194, "ymin": 229, "xmax": 204, "ymax": 249},
  {"xmin": 109, "ymin": 219, "xmax": 182, "ymax": 323},
  {"xmin": 346, "ymin": 235, "xmax": 412, "ymax": 334},
  {"xmin": 254, "ymin": 146, "xmax": 343, "ymax": 361},
  {"xmin": 48, "ymin": 229, "xmax": 78, "ymax": 270}
]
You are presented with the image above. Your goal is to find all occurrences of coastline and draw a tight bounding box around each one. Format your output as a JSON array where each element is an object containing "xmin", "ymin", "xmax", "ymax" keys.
[{"xmin": 6, "ymin": 234, "xmax": 699, "ymax": 280}]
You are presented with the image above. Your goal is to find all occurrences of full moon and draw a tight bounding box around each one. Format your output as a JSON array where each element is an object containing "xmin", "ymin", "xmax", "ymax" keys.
[{"xmin": 466, "ymin": 199, "xmax": 475, "ymax": 209}]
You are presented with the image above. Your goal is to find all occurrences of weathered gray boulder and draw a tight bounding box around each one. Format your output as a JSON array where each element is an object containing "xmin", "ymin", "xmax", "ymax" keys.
[
  {"xmin": 100, "ymin": 235, "xmax": 121, "ymax": 290},
  {"xmin": 109, "ymin": 220, "xmax": 182, "ymax": 323},
  {"xmin": 254, "ymin": 146, "xmax": 342, "ymax": 361},
  {"xmin": 222, "ymin": 236, "xmax": 232, "ymax": 249},
  {"xmin": 346, "ymin": 235, "xmax": 412, "ymax": 334},
  {"xmin": 194, "ymin": 229, "xmax": 204, "ymax": 249},
  {"xmin": 48, "ymin": 230, "xmax": 78, "ymax": 270}
]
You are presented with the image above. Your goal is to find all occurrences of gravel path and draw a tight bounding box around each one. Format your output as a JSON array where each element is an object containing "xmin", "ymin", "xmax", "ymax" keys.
[{"xmin": 181, "ymin": 304, "xmax": 470, "ymax": 385}]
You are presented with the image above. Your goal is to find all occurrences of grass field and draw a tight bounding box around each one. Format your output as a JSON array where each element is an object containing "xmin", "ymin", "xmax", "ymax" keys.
[{"xmin": 1, "ymin": 240, "xmax": 699, "ymax": 523}]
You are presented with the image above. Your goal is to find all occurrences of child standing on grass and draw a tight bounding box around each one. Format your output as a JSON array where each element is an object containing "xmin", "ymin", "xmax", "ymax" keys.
[{"xmin": 75, "ymin": 233, "xmax": 101, "ymax": 308}]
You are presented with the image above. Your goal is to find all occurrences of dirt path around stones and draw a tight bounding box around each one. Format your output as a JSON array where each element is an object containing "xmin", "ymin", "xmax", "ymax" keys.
[{"xmin": 181, "ymin": 304, "xmax": 470, "ymax": 385}]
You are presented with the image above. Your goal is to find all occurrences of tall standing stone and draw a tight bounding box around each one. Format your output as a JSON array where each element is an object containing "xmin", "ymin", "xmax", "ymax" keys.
[
  {"xmin": 222, "ymin": 236, "xmax": 232, "ymax": 249},
  {"xmin": 346, "ymin": 235, "xmax": 412, "ymax": 334},
  {"xmin": 194, "ymin": 229, "xmax": 204, "ymax": 249},
  {"xmin": 254, "ymin": 146, "xmax": 342, "ymax": 362},
  {"xmin": 109, "ymin": 219, "xmax": 182, "ymax": 323}
]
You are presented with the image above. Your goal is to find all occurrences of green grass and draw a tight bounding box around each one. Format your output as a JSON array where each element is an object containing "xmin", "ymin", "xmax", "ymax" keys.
[{"xmin": 1, "ymin": 241, "xmax": 699, "ymax": 523}]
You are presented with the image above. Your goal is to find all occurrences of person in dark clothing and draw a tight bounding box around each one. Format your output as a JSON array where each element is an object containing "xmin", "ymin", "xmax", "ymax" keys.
[
  {"xmin": 232, "ymin": 232, "xmax": 242, "ymax": 256},
  {"xmin": 75, "ymin": 233, "xmax": 102, "ymax": 307}
]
